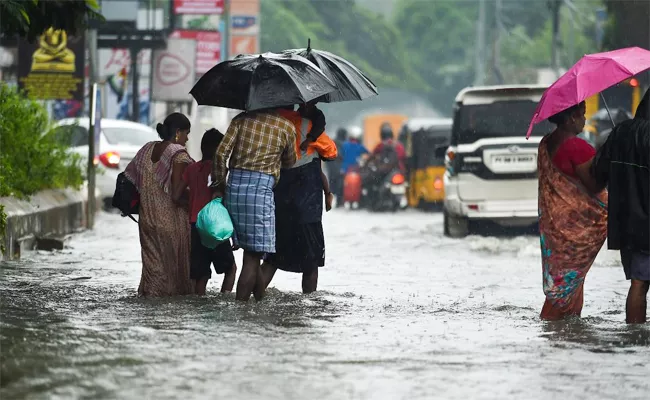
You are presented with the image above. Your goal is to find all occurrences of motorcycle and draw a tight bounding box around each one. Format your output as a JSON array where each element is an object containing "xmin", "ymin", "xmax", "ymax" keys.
[{"xmin": 359, "ymin": 160, "xmax": 408, "ymax": 212}]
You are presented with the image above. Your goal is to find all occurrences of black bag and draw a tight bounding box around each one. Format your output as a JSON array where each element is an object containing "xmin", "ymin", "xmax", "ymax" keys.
[
  {"xmin": 378, "ymin": 143, "xmax": 399, "ymax": 170},
  {"xmin": 111, "ymin": 172, "xmax": 140, "ymax": 223}
]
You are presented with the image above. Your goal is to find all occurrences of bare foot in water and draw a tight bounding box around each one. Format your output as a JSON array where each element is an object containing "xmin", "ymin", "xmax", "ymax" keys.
[{"xmin": 325, "ymin": 192, "xmax": 334, "ymax": 212}]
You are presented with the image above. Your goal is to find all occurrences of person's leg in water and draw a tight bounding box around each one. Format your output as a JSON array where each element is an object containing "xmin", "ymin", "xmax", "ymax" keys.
[
  {"xmin": 622, "ymin": 249, "xmax": 649, "ymax": 323},
  {"xmin": 321, "ymin": 168, "xmax": 333, "ymax": 212},
  {"xmin": 213, "ymin": 241, "xmax": 237, "ymax": 293},
  {"xmin": 626, "ymin": 280, "xmax": 649, "ymax": 324},
  {"xmin": 195, "ymin": 278, "xmax": 208, "ymax": 296},
  {"xmin": 220, "ymin": 263, "xmax": 237, "ymax": 293},
  {"xmin": 236, "ymin": 251, "xmax": 262, "ymax": 301},
  {"xmin": 540, "ymin": 284, "xmax": 584, "ymax": 320},
  {"xmin": 191, "ymin": 224, "xmax": 211, "ymax": 296},
  {"xmin": 302, "ymin": 266, "xmax": 318, "ymax": 294},
  {"xmin": 256, "ymin": 261, "xmax": 277, "ymax": 297}
]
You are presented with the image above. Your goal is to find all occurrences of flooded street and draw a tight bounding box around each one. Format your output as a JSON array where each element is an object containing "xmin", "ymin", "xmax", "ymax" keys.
[{"xmin": 1, "ymin": 210, "xmax": 649, "ymax": 399}]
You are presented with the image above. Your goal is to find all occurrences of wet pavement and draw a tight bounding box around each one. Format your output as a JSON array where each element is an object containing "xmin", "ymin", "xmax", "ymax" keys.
[{"xmin": 1, "ymin": 210, "xmax": 649, "ymax": 399}]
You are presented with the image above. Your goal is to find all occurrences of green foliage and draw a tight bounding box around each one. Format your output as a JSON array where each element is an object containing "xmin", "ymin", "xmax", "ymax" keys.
[
  {"xmin": 0, "ymin": 83, "xmax": 84, "ymax": 199},
  {"xmin": 261, "ymin": 0, "xmax": 426, "ymax": 92},
  {"xmin": 604, "ymin": 0, "xmax": 650, "ymax": 51},
  {"xmin": 260, "ymin": 0, "xmax": 604, "ymax": 115},
  {"xmin": 0, "ymin": 0, "xmax": 103, "ymax": 42},
  {"xmin": 0, "ymin": 204, "xmax": 6, "ymax": 254},
  {"xmin": 394, "ymin": 0, "xmax": 478, "ymax": 112},
  {"xmin": 500, "ymin": 4, "xmax": 598, "ymax": 79}
]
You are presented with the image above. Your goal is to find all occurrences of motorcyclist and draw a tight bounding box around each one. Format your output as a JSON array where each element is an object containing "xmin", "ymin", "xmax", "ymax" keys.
[
  {"xmin": 367, "ymin": 123, "xmax": 406, "ymax": 174},
  {"xmin": 341, "ymin": 126, "xmax": 368, "ymax": 174},
  {"xmin": 359, "ymin": 123, "xmax": 407, "ymax": 208}
]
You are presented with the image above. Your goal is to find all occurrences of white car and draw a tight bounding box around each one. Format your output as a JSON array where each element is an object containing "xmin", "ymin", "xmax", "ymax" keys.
[
  {"xmin": 443, "ymin": 85, "xmax": 554, "ymax": 237},
  {"xmin": 53, "ymin": 118, "xmax": 158, "ymax": 207}
]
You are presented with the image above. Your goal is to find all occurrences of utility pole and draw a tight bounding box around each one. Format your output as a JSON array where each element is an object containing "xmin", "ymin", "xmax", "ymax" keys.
[
  {"xmin": 474, "ymin": 0, "xmax": 486, "ymax": 86},
  {"xmin": 567, "ymin": 1, "xmax": 575, "ymax": 65},
  {"xmin": 493, "ymin": 0, "xmax": 504, "ymax": 84},
  {"xmin": 223, "ymin": 0, "xmax": 231, "ymax": 60},
  {"xmin": 87, "ymin": 29, "xmax": 99, "ymax": 229},
  {"xmin": 550, "ymin": 0, "xmax": 562, "ymax": 78},
  {"xmin": 130, "ymin": 47, "xmax": 140, "ymax": 123}
]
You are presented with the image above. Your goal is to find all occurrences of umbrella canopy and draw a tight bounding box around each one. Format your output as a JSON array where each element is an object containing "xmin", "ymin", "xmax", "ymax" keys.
[
  {"xmin": 190, "ymin": 52, "xmax": 336, "ymax": 111},
  {"xmin": 526, "ymin": 47, "xmax": 650, "ymax": 138},
  {"xmin": 283, "ymin": 40, "xmax": 378, "ymax": 103}
]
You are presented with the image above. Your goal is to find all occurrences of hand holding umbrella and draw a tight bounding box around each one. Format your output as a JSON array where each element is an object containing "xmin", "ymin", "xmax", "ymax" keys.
[{"xmin": 526, "ymin": 47, "xmax": 650, "ymax": 138}]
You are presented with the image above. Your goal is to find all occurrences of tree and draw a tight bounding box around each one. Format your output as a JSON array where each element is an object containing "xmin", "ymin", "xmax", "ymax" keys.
[
  {"xmin": 604, "ymin": 0, "xmax": 650, "ymax": 50},
  {"xmin": 394, "ymin": 0, "xmax": 478, "ymax": 113},
  {"xmin": 0, "ymin": 0, "xmax": 102, "ymax": 42},
  {"xmin": 260, "ymin": 0, "xmax": 425, "ymax": 93}
]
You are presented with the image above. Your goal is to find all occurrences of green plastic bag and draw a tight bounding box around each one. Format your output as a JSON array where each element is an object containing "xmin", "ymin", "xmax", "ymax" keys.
[{"xmin": 196, "ymin": 198, "xmax": 234, "ymax": 249}]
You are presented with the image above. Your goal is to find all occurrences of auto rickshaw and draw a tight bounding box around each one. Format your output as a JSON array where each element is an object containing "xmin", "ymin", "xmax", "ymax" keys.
[{"xmin": 400, "ymin": 118, "xmax": 452, "ymax": 209}]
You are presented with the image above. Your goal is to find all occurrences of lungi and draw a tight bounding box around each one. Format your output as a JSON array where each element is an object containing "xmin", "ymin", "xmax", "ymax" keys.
[{"xmin": 225, "ymin": 169, "xmax": 276, "ymax": 253}]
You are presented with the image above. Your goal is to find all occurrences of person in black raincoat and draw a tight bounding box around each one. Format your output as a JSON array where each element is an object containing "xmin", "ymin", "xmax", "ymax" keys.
[
  {"xmin": 257, "ymin": 103, "xmax": 338, "ymax": 295},
  {"xmin": 591, "ymin": 88, "xmax": 650, "ymax": 324}
]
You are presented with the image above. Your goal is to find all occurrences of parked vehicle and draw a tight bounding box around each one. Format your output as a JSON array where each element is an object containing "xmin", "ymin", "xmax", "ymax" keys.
[
  {"xmin": 400, "ymin": 118, "xmax": 452, "ymax": 209},
  {"xmin": 443, "ymin": 85, "xmax": 553, "ymax": 237},
  {"xmin": 53, "ymin": 118, "xmax": 158, "ymax": 208}
]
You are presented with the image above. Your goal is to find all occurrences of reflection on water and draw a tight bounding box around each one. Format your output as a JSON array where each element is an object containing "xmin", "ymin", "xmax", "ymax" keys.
[
  {"xmin": 542, "ymin": 318, "xmax": 650, "ymax": 349},
  {"xmin": 1, "ymin": 211, "xmax": 648, "ymax": 399}
]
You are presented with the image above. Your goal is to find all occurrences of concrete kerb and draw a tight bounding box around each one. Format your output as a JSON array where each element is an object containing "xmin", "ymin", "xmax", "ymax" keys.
[{"xmin": 0, "ymin": 184, "xmax": 101, "ymax": 260}]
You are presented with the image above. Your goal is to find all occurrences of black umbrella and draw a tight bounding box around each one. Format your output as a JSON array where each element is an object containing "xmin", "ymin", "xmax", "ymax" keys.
[
  {"xmin": 190, "ymin": 52, "xmax": 336, "ymax": 111},
  {"xmin": 282, "ymin": 39, "xmax": 378, "ymax": 103}
]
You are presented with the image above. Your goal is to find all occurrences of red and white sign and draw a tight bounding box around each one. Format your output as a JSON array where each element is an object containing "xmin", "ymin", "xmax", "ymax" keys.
[
  {"xmin": 174, "ymin": 0, "xmax": 223, "ymax": 15},
  {"xmin": 99, "ymin": 48, "xmax": 151, "ymax": 78},
  {"xmin": 170, "ymin": 30, "xmax": 221, "ymax": 75},
  {"xmin": 152, "ymin": 38, "xmax": 196, "ymax": 101}
]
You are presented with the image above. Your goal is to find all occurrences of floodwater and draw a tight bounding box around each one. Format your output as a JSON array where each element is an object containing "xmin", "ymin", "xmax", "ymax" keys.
[{"xmin": 1, "ymin": 210, "xmax": 648, "ymax": 399}]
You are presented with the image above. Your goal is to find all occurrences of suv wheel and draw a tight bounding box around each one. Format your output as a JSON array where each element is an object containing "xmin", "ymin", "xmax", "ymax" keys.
[{"xmin": 443, "ymin": 210, "xmax": 469, "ymax": 238}]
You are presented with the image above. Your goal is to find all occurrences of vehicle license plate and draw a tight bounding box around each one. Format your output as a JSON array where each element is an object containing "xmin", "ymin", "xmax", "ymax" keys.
[
  {"xmin": 491, "ymin": 154, "xmax": 536, "ymax": 165},
  {"xmin": 390, "ymin": 185, "xmax": 406, "ymax": 194}
]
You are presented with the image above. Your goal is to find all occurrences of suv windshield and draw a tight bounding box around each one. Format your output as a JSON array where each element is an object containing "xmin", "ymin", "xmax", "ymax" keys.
[
  {"xmin": 454, "ymin": 100, "xmax": 554, "ymax": 144},
  {"xmin": 103, "ymin": 127, "xmax": 156, "ymax": 146}
]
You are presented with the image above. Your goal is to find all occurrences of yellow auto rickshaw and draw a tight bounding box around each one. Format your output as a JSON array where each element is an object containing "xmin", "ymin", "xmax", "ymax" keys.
[{"xmin": 400, "ymin": 118, "xmax": 453, "ymax": 209}]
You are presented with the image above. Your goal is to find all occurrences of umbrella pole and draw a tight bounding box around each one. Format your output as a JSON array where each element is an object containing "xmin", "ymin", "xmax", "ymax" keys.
[{"xmin": 599, "ymin": 92, "xmax": 616, "ymax": 127}]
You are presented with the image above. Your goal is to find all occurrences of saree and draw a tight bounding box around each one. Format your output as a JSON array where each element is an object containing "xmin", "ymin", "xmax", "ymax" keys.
[
  {"xmin": 538, "ymin": 135, "xmax": 607, "ymax": 319},
  {"xmin": 123, "ymin": 141, "xmax": 195, "ymax": 296}
]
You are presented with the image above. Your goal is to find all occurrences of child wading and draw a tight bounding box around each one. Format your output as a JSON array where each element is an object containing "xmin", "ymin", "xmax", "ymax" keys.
[{"xmin": 179, "ymin": 129, "xmax": 237, "ymax": 295}]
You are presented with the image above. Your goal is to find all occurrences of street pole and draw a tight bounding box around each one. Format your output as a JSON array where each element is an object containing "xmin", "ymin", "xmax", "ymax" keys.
[
  {"xmin": 87, "ymin": 29, "xmax": 98, "ymax": 229},
  {"xmin": 130, "ymin": 47, "xmax": 140, "ymax": 123},
  {"xmin": 223, "ymin": 0, "xmax": 231, "ymax": 60},
  {"xmin": 551, "ymin": 0, "xmax": 562, "ymax": 78},
  {"xmin": 474, "ymin": 0, "xmax": 486, "ymax": 86},
  {"xmin": 493, "ymin": 0, "xmax": 504, "ymax": 84}
]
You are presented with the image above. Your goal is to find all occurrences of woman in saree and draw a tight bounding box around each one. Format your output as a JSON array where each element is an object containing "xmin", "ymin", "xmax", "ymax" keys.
[
  {"xmin": 538, "ymin": 101, "xmax": 608, "ymax": 320},
  {"xmin": 124, "ymin": 113, "xmax": 195, "ymax": 297}
]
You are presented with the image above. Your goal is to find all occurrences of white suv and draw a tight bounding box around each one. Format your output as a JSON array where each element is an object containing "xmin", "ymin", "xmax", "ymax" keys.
[{"xmin": 443, "ymin": 85, "xmax": 553, "ymax": 237}]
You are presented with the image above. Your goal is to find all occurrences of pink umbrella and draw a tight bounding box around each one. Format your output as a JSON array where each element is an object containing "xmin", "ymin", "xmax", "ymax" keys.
[{"xmin": 526, "ymin": 46, "xmax": 650, "ymax": 138}]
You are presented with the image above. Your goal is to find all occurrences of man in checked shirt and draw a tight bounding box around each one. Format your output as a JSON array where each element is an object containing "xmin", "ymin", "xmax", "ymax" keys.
[{"xmin": 211, "ymin": 108, "xmax": 297, "ymax": 302}]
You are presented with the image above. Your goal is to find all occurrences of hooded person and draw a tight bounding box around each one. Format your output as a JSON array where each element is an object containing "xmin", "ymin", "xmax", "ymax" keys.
[{"xmin": 591, "ymin": 88, "xmax": 650, "ymax": 324}]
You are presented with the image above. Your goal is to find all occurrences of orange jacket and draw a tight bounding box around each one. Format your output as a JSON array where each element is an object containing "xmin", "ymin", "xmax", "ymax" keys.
[{"xmin": 278, "ymin": 109, "xmax": 338, "ymax": 161}]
